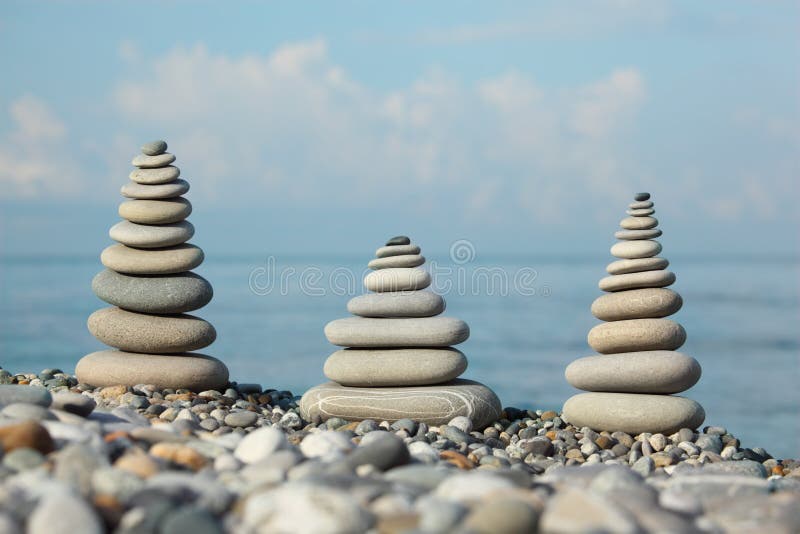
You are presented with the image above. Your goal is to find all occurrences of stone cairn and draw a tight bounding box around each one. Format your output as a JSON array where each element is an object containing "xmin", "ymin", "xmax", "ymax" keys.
[
  {"xmin": 76, "ymin": 140, "xmax": 229, "ymax": 391},
  {"xmin": 301, "ymin": 236, "xmax": 501, "ymax": 428},
  {"xmin": 562, "ymin": 193, "xmax": 705, "ymax": 435}
]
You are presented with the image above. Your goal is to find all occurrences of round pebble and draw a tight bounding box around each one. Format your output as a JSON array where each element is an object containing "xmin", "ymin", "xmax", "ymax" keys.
[
  {"xmin": 118, "ymin": 198, "xmax": 192, "ymax": 225},
  {"xmin": 324, "ymin": 317, "xmax": 469, "ymax": 347},
  {"xmin": 566, "ymin": 351, "xmax": 701, "ymax": 394},
  {"xmin": 364, "ymin": 268, "xmax": 431, "ymax": 292},
  {"xmin": 591, "ymin": 288, "xmax": 682, "ymax": 321},
  {"xmin": 619, "ymin": 216, "xmax": 658, "ymax": 230},
  {"xmin": 598, "ymin": 270, "xmax": 675, "ymax": 292},
  {"xmin": 606, "ymin": 257, "xmax": 668, "ymax": 275},
  {"xmin": 324, "ymin": 348, "xmax": 467, "ymax": 386},
  {"xmin": 121, "ymin": 179, "xmax": 189, "ymax": 199},
  {"xmin": 375, "ymin": 244, "xmax": 421, "ymax": 258},
  {"xmin": 109, "ymin": 220, "xmax": 194, "ymax": 248},
  {"xmin": 386, "ymin": 236, "xmax": 411, "ymax": 246},
  {"xmin": 129, "ymin": 166, "xmax": 181, "ymax": 184},
  {"xmin": 132, "ymin": 153, "xmax": 176, "ymax": 168},
  {"xmin": 347, "ymin": 291, "xmax": 445, "ymax": 318},
  {"xmin": 92, "ymin": 269, "xmax": 212, "ymax": 314},
  {"xmin": 367, "ymin": 254, "xmax": 425, "ymax": 270},
  {"xmin": 610, "ymin": 240, "xmax": 662, "ymax": 259},
  {"xmin": 88, "ymin": 307, "xmax": 216, "ymax": 353},
  {"xmin": 588, "ymin": 318, "xmax": 686, "ymax": 353},
  {"xmin": 100, "ymin": 244, "xmax": 204, "ymax": 275},
  {"xmin": 141, "ymin": 140, "xmax": 167, "ymax": 156}
]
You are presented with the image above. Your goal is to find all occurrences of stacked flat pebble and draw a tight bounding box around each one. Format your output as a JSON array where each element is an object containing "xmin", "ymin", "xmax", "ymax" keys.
[
  {"xmin": 563, "ymin": 193, "xmax": 705, "ymax": 434},
  {"xmin": 301, "ymin": 236, "xmax": 501, "ymax": 428},
  {"xmin": 75, "ymin": 140, "xmax": 229, "ymax": 391}
]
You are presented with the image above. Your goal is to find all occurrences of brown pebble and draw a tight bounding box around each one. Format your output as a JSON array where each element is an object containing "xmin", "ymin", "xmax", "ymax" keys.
[
  {"xmin": 104, "ymin": 430, "xmax": 131, "ymax": 443},
  {"xmin": 540, "ymin": 411, "xmax": 558, "ymax": 421},
  {"xmin": 0, "ymin": 420, "xmax": 55, "ymax": 454},
  {"xmin": 149, "ymin": 442, "xmax": 207, "ymax": 470},
  {"xmin": 595, "ymin": 435, "xmax": 614, "ymax": 449},
  {"xmin": 651, "ymin": 452, "xmax": 674, "ymax": 467},
  {"xmin": 165, "ymin": 393, "xmax": 194, "ymax": 402},
  {"xmin": 545, "ymin": 430, "xmax": 557, "ymax": 441},
  {"xmin": 115, "ymin": 450, "xmax": 161, "ymax": 478},
  {"xmin": 440, "ymin": 450, "xmax": 475, "ymax": 470},
  {"xmin": 340, "ymin": 421, "xmax": 360, "ymax": 432},
  {"xmin": 100, "ymin": 385, "xmax": 128, "ymax": 399},
  {"xmin": 565, "ymin": 449, "xmax": 584, "ymax": 461},
  {"xmin": 772, "ymin": 466, "xmax": 785, "ymax": 476}
]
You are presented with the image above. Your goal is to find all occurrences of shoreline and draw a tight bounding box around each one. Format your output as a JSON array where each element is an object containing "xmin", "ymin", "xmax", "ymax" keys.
[{"xmin": 0, "ymin": 369, "xmax": 798, "ymax": 532}]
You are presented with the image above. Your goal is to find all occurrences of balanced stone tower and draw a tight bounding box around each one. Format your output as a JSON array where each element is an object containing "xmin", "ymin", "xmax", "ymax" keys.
[
  {"xmin": 301, "ymin": 236, "xmax": 501, "ymax": 428},
  {"xmin": 562, "ymin": 193, "xmax": 705, "ymax": 435},
  {"xmin": 76, "ymin": 140, "xmax": 229, "ymax": 391}
]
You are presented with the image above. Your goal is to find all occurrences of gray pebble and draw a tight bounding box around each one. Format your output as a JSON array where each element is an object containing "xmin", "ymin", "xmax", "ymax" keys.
[
  {"xmin": 3, "ymin": 448, "xmax": 45, "ymax": 471},
  {"xmin": 224, "ymin": 410, "xmax": 258, "ymax": 428},
  {"xmin": 141, "ymin": 140, "xmax": 167, "ymax": 156},
  {"xmin": 0, "ymin": 385, "xmax": 51, "ymax": 407}
]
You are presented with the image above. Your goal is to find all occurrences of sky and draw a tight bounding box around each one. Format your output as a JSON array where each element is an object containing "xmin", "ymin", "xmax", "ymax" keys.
[{"xmin": 0, "ymin": 1, "xmax": 798, "ymax": 258}]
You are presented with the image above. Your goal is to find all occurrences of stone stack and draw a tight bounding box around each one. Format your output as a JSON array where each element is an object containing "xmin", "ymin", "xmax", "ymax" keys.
[
  {"xmin": 562, "ymin": 193, "xmax": 705, "ymax": 435},
  {"xmin": 301, "ymin": 236, "xmax": 502, "ymax": 428},
  {"xmin": 76, "ymin": 140, "xmax": 229, "ymax": 391}
]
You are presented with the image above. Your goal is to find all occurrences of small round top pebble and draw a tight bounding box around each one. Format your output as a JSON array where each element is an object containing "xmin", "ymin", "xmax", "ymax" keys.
[
  {"xmin": 634, "ymin": 192, "xmax": 650, "ymax": 201},
  {"xmin": 141, "ymin": 140, "xmax": 168, "ymax": 156},
  {"xmin": 386, "ymin": 236, "xmax": 411, "ymax": 246}
]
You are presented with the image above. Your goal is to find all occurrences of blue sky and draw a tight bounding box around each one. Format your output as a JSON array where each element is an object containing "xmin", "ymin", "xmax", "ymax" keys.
[{"xmin": 0, "ymin": 1, "xmax": 797, "ymax": 257}]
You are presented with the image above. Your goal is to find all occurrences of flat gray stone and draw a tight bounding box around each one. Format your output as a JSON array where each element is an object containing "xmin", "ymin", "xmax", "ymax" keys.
[
  {"xmin": 613, "ymin": 228, "xmax": 663, "ymax": 240},
  {"xmin": 141, "ymin": 140, "xmax": 167, "ymax": 156},
  {"xmin": 540, "ymin": 487, "xmax": 639, "ymax": 534},
  {"xmin": 591, "ymin": 288, "xmax": 682, "ymax": 321},
  {"xmin": 610, "ymin": 240, "xmax": 662, "ymax": 259},
  {"xmin": 364, "ymin": 268, "xmax": 431, "ymax": 292},
  {"xmin": 588, "ymin": 318, "xmax": 686, "ymax": 353},
  {"xmin": 92, "ymin": 269, "xmax": 212, "ymax": 313},
  {"xmin": 100, "ymin": 244, "xmax": 204, "ymax": 275},
  {"xmin": 629, "ymin": 200, "xmax": 653, "ymax": 209},
  {"xmin": 634, "ymin": 192, "xmax": 650, "ymax": 201},
  {"xmin": 599, "ymin": 270, "xmax": 675, "ymax": 292},
  {"xmin": 300, "ymin": 379, "xmax": 502, "ymax": 429},
  {"xmin": 88, "ymin": 307, "xmax": 216, "ymax": 353},
  {"xmin": 626, "ymin": 208, "xmax": 655, "ymax": 216},
  {"xmin": 76, "ymin": 350, "xmax": 228, "ymax": 391},
  {"xmin": 1, "ymin": 403, "xmax": 55, "ymax": 421},
  {"xmin": 367, "ymin": 254, "xmax": 425, "ymax": 270},
  {"xmin": 563, "ymin": 393, "xmax": 705, "ymax": 435},
  {"xmin": 324, "ymin": 348, "xmax": 467, "ymax": 386},
  {"xmin": 132, "ymin": 152, "xmax": 175, "ymax": 168},
  {"xmin": 118, "ymin": 198, "xmax": 192, "ymax": 225},
  {"xmin": 51, "ymin": 392, "xmax": 96, "ymax": 416},
  {"xmin": 386, "ymin": 236, "xmax": 410, "ymax": 246},
  {"xmin": 606, "ymin": 257, "xmax": 668, "ymax": 274},
  {"xmin": 566, "ymin": 351, "xmax": 701, "ymax": 394},
  {"xmin": 324, "ymin": 317, "xmax": 469, "ymax": 347},
  {"xmin": 121, "ymin": 179, "xmax": 189, "ymax": 199},
  {"xmin": 375, "ymin": 244, "xmax": 421, "ymax": 258},
  {"xmin": 0, "ymin": 385, "xmax": 51, "ymax": 407},
  {"xmin": 129, "ymin": 166, "xmax": 180, "ymax": 184},
  {"xmin": 619, "ymin": 216, "xmax": 658, "ymax": 230},
  {"xmin": 347, "ymin": 291, "xmax": 444, "ymax": 318},
  {"xmin": 109, "ymin": 220, "xmax": 194, "ymax": 248}
]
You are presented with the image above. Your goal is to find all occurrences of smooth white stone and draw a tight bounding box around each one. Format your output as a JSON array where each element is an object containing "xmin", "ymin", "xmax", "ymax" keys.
[
  {"xmin": 132, "ymin": 153, "xmax": 175, "ymax": 168},
  {"xmin": 324, "ymin": 317, "xmax": 469, "ymax": 347},
  {"xmin": 121, "ymin": 179, "xmax": 189, "ymax": 199},
  {"xmin": 347, "ymin": 291, "xmax": 445, "ymax": 318},
  {"xmin": 588, "ymin": 318, "xmax": 686, "ymax": 354},
  {"xmin": 614, "ymin": 229, "xmax": 662, "ymax": 240},
  {"xmin": 368, "ymin": 255, "xmax": 425, "ymax": 270},
  {"xmin": 599, "ymin": 270, "xmax": 675, "ymax": 292},
  {"xmin": 109, "ymin": 221, "xmax": 194, "ymax": 248},
  {"xmin": 606, "ymin": 257, "xmax": 669, "ymax": 275},
  {"xmin": 324, "ymin": 348, "xmax": 467, "ymax": 386},
  {"xmin": 375, "ymin": 244, "xmax": 421, "ymax": 258},
  {"xmin": 129, "ymin": 166, "xmax": 180, "ymax": 184},
  {"xmin": 591, "ymin": 288, "xmax": 682, "ymax": 321},
  {"xmin": 626, "ymin": 208, "xmax": 655, "ymax": 216},
  {"xmin": 619, "ymin": 216, "xmax": 658, "ymax": 230},
  {"xmin": 628, "ymin": 200, "xmax": 653, "ymax": 209},
  {"xmin": 566, "ymin": 351, "xmax": 701, "ymax": 394},
  {"xmin": 610, "ymin": 240, "xmax": 661, "ymax": 259},
  {"xmin": 364, "ymin": 268, "xmax": 431, "ymax": 292}
]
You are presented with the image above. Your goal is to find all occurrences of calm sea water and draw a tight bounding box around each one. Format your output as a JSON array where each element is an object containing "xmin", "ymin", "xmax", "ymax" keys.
[{"xmin": 1, "ymin": 253, "xmax": 798, "ymax": 459}]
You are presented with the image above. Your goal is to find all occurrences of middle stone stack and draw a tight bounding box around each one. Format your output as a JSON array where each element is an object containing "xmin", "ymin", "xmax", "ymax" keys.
[{"xmin": 300, "ymin": 236, "xmax": 502, "ymax": 428}]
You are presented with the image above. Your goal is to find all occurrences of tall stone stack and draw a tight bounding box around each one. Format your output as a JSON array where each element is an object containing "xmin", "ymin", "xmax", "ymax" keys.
[
  {"xmin": 562, "ymin": 193, "xmax": 705, "ymax": 435},
  {"xmin": 76, "ymin": 140, "xmax": 229, "ymax": 391},
  {"xmin": 301, "ymin": 236, "xmax": 501, "ymax": 428}
]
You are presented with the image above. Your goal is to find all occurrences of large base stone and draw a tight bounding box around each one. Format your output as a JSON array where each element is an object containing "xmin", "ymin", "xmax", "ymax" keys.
[
  {"xmin": 299, "ymin": 379, "xmax": 502, "ymax": 428},
  {"xmin": 76, "ymin": 350, "xmax": 228, "ymax": 391},
  {"xmin": 323, "ymin": 348, "xmax": 467, "ymax": 386},
  {"xmin": 562, "ymin": 392, "xmax": 705, "ymax": 435}
]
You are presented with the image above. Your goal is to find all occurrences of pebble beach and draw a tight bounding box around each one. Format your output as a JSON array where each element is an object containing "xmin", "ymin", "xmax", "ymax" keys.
[{"xmin": 0, "ymin": 371, "xmax": 797, "ymax": 534}]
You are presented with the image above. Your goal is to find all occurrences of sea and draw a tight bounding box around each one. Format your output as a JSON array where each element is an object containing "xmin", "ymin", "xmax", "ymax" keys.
[{"xmin": 1, "ymin": 253, "xmax": 798, "ymax": 459}]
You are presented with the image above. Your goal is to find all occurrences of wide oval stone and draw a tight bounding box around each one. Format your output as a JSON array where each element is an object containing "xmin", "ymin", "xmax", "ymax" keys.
[
  {"xmin": 132, "ymin": 153, "xmax": 175, "ymax": 168},
  {"xmin": 347, "ymin": 291, "xmax": 445, "ymax": 318},
  {"xmin": 92, "ymin": 269, "xmax": 213, "ymax": 313},
  {"xmin": 300, "ymin": 379, "xmax": 501, "ymax": 428},
  {"xmin": 109, "ymin": 221, "xmax": 194, "ymax": 248},
  {"xmin": 599, "ymin": 270, "xmax": 675, "ymax": 292},
  {"xmin": 610, "ymin": 240, "xmax": 661, "ymax": 259},
  {"xmin": 592, "ymin": 288, "xmax": 682, "ymax": 321},
  {"xmin": 368, "ymin": 254, "xmax": 425, "ymax": 270},
  {"xmin": 562, "ymin": 393, "xmax": 705, "ymax": 435},
  {"xmin": 101, "ymin": 244, "xmax": 204, "ymax": 275},
  {"xmin": 325, "ymin": 317, "xmax": 469, "ymax": 347},
  {"xmin": 129, "ymin": 166, "xmax": 180, "ymax": 184},
  {"xmin": 141, "ymin": 140, "xmax": 167, "ymax": 156},
  {"xmin": 76, "ymin": 350, "xmax": 228, "ymax": 391},
  {"xmin": 619, "ymin": 216, "xmax": 658, "ymax": 230},
  {"xmin": 364, "ymin": 268, "xmax": 431, "ymax": 292},
  {"xmin": 121, "ymin": 179, "xmax": 189, "ymax": 199},
  {"xmin": 628, "ymin": 200, "xmax": 653, "ymax": 209},
  {"xmin": 88, "ymin": 307, "xmax": 216, "ymax": 353},
  {"xmin": 626, "ymin": 208, "xmax": 655, "ymax": 216},
  {"xmin": 566, "ymin": 351, "xmax": 701, "ymax": 393},
  {"xmin": 614, "ymin": 229, "xmax": 662, "ymax": 241},
  {"xmin": 324, "ymin": 348, "xmax": 467, "ymax": 386},
  {"xmin": 118, "ymin": 198, "xmax": 192, "ymax": 225},
  {"xmin": 606, "ymin": 257, "xmax": 669, "ymax": 275},
  {"xmin": 375, "ymin": 244, "xmax": 421, "ymax": 258},
  {"xmin": 588, "ymin": 319, "xmax": 686, "ymax": 353}
]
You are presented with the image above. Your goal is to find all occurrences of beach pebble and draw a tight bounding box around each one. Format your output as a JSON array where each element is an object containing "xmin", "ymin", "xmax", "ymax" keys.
[
  {"xmin": 540, "ymin": 487, "xmax": 639, "ymax": 533},
  {"xmin": 614, "ymin": 228, "xmax": 663, "ymax": 240},
  {"xmin": 0, "ymin": 420, "xmax": 55, "ymax": 453},
  {"xmin": 3, "ymin": 447, "xmax": 45, "ymax": 471},
  {"xmin": 28, "ymin": 491, "xmax": 103, "ymax": 534},
  {"xmin": 159, "ymin": 507, "xmax": 223, "ymax": 534},
  {"xmin": 386, "ymin": 235, "xmax": 411, "ymax": 246},
  {"xmin": 224, "ymin": 410, "xmax": 258, "ymax": 428},
  {"xmin": 375, "ymin": 244, "xmax": 421, "ymax": 258},
  {"xmin": 325, "ymin": 317, "xmax": 469, "ymax": 347},
  {"xmin": 1, "ymin": 403, "xmax": 55, "ymax": 421},
  {"xmin": 300, "ymin": 430, "xmax": 354, "ymax": 459},
  {"xmin": 129, "ymin": 165, "xmax": 180, "ymax": 184},
  {"xmin": 610, "ymin": 240, "xmax": 662, "ymax": 259},
  {"xmin": 132, "ymin": 152, "xmax": 175, "ymax": 168},
  {"xmin": 606, "ymin": 256, "xmax": 668, "ymax": 274},
  {"xmin": 599, "ymin": 270, "xmax": 675, "ymax": 292},
  {"xmin": 234, "ymin": 427, "xmax": 287, "ymax": 464},
  {"xmin": 51, "ymin": 392, "xmax": 96, "ymax": 417},
  {"xmin": 0, "ymin": 385, "xmax": 51, "ymax": 407},
  {"xmin": 101, "ymin": 243, "xmax": 204, "ymax": 275},
  {"xmin": 324, "ymin": 348, "xmax": 467, "ymax": 386},
  {"xmin": 92, "ymin": 269, "xmax": 212, "ymax": 314},
  {"xmin": 364, "ymin": 268, "xmax": 431, "ymax": 292},
  {"xmin": 566, "ymin": 351, "xmax": 701, "ymax": 394},
  {"xmin": 619, "ymin": 216, "xmax": 658, "ymax": 230},
  {"xmin": 463, "ymin": 498, "xmax": 540, "ymax": 534},
  {"xmin": 634, "ymin": 192, "xmax": 650, "ymax": 201},
  {"xmin": 592, "ymin": 288, "xmax": 682, "ymax": 320},
  {"xmin": 88, "ymin": 307, "xmax": 216, "ymax": 353},
  {"xmin": 588, "ymin": 318, "xmax": 686, "ymax": 353},
  {"xmin": 344, "ymin": 432, "xmax": 409, "ymax": 471},
  {"xmin": 626, "ymin": 207, "xmax": 655, "ymax": 216},
  {"xmin": 118, "ymin": 198, "xmax": 192, "ymax": 225},
  {"xmin": 109, "ymin": 220, "xmax": 194, "ymax": 248},
  {"xmin": 629, "ymin": 200, "xmax": 653, "ymax": 209},
  {"xmin": 367, "ymin": 254, "xmax": 425, "ymax": 270},
  {"xmin": 121, "ymin": 179, "xmax": 189, "ymax": 200},
  {"xmin": 347, "ymin": 291, "xmax": 445, "ymax": 318},
  {"xmin": 141, "ymin": 140, "xmax": 167, "ymax": 155}
]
